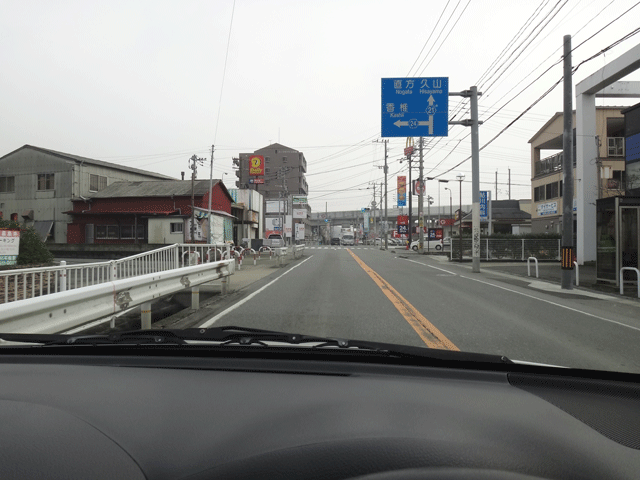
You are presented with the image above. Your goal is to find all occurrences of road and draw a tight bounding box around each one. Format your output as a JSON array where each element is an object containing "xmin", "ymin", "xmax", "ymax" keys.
[{"xmin": 197, "ymin": 246, "xmax": 640, "ymax": 373}]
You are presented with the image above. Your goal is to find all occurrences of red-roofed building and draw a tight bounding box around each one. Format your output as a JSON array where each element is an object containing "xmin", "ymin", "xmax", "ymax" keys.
[{"xmin": 65, "ymin": 180, "xmax": 235, "ymax": 244}]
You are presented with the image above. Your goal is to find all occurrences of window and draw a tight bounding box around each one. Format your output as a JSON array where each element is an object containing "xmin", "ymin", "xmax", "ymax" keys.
[
  {"xmin": 265, "ymin": 157, "xmax": 270, "ymax": 164},
  {"xmin": 120, "ymin": 225, "xmax": 135, "ymax": 239},
  {"xmin": 170, "ymin": 222, "xmax": 183, "ymax": 233},
  {"xmin": 559, "ymin": 180, "xmax": 563, "ymax": 197},
  {"xmin": 95, "ymin": 225, "xmax": 119, "ymax": 239},
  {"xmin": 0, "ymin": 176, "xmax": 15, "ymax": 193},
  {"xmin": 545, "ymin": 182, "xmax": 559, "ymax": 200},
  {"xmin": 37, "ymin": 173, "xmax": 54, "ymax": 191},
  {"xmin": 266, "ymin": 167, "xmax": 271, "ymax": 173},
  {"xmin": 136, "ymin": 224, "xmax": 145, "ymax": 239},
  {"xmin": 89, "ymin": 174, "xmax": 107, "ymax": 192},
  {"xmin": 534, "ymin": 185, "xmax": 545, "ymax": 202},
  {"xmin": 282, "ymin": 156, "xmax": 287, "ymax": 163}
]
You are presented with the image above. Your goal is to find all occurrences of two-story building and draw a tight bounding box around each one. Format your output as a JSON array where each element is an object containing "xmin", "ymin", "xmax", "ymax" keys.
[
  {"xmin": 528, "ymin": 107, "xmax": 626, "ymax": 234},
  {"xmin": 0, "ymin": 145, "xmax": 174, "ymax": 243}
]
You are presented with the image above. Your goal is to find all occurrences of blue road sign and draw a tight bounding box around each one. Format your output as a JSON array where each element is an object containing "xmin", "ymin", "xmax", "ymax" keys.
[
  {"xmin": 397, "ymin": 225, "xmax": 408, "ymax": 235},
  {"xmin": 381, "ymin": 77, "xmax": 448, "ymax": 137},
  {"xmin": 480, "ymin": 191, "xmax": 489, "ymax": 219}
]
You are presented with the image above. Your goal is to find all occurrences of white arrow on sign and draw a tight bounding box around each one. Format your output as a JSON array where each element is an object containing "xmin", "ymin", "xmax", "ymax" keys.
[
  {"xmin": 428, "ymin": 95, "xmax": 435, "ymax": 106},
  {"xmin": 393, "ymin": 115, "xmax": 434, "ymax": 134}
]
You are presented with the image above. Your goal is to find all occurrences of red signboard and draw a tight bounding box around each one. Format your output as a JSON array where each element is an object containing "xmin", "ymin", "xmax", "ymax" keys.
[
  {"xmin": 397, "ymin": 215, "xmax": 408, "ymax": 225},
  {"xmin": 439, "ymin": 218, "xmax": 454, "ymax": 226},
  {"xmin": 412, "ymin": 179, "xmax": 425, "ymax": 195},
  {"xmin": 404, "ymin": 146, "xmax": 414, "ymax": 157},
  {"xmin": 249, "ymin": 155, "xmax": 265, "ymax": 176},
  {"xmin": 249, "ymin": 178, "xmax": 265, "ymax": 184},
  {"xmin": 397, "ymin": 176, "xmax": 407, "ymax": 206}
]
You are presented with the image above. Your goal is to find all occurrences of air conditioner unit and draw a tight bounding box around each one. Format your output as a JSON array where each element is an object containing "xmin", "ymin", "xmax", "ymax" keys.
[{"xmin": 21, "ymin": 209, "xmax": 34, "ymax": 220}]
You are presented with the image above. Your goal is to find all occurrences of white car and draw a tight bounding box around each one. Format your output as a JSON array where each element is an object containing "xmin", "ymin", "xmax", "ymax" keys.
[{"xmin": 410, "ymin": 238, "xmax": 443, "ymax": 251}]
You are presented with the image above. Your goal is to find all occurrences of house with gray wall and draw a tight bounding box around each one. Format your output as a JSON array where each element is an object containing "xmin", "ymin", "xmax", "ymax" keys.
[{"xmin": 0, "ymin": 145, "xmax": 174, "ymax": 243}]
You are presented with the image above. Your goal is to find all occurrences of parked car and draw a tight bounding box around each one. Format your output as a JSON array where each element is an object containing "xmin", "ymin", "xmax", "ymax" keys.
[{"xmin": 410, "ymin": 238, "xmax": 443, "ymax": 251}]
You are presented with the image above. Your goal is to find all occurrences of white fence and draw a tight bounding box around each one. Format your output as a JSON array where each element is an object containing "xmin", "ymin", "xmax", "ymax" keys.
[
  {"xmin": 0, "ymin": 258, "xmax": 235, "ymax": 334},
  {"xmin": 450, "ymin": 238, "xmax": 561, "ymax": 261},
  {"xmin": 0, "ymin": 243, "xmax": 231, "ymax": 304}
]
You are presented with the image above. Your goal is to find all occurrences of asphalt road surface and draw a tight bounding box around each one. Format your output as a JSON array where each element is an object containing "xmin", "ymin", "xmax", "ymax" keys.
[{"xmin": 197, "ymin": 246, "xmax": 640, "ymax": 373}]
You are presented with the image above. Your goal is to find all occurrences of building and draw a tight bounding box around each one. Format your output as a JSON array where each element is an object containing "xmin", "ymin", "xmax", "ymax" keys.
[
  {"xmin": 459, "ymin": 200, "xmax": 531, "ymax": 235},
  {"xmin": 623, "ymin": 102, "xmax": 640, "ymax": 195},
  {"xmin": 234, "ymin": 143, "xmax": 309, "ymax": 242},
  {"xmin": 65, "ymin": 180, "xmax": 235, "ymax": 244},
  {"xmin": 228, "ymin": 189, "xmax": 264, "ymax": 245},
  {"xmin": 529, "ymin": 107, "xmax": 626, "ymax": 234},
  {"xmin": 0, "ymin": 145, "xmax": 174, "ymax": 243}
]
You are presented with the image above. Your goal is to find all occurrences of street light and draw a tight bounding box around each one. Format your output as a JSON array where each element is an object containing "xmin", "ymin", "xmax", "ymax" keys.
[
  {"xmin": 444, "ymin": 187, "xmax": 452, "ymax": 241},
  {"xmin": 438, "ymin": 179, "xmax": 449, "ymax": 228},
  {"xmin": 456, "ymin": 173, "xmax": 465, "ymax": 262}
]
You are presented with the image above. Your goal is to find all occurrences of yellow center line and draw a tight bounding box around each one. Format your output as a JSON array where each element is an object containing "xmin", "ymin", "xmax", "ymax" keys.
[{"xmin": 347, "ymin": 249, "xmax": 458, "ymax": 351}]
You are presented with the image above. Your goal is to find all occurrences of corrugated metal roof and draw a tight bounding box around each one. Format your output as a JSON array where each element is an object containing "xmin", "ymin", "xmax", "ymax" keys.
[
  {"xmin": 1, "ymin": 145, "xmax": 175, "ymax": 180},
  {"xmin": 88, "ymin": 180, "xmax": 221, "ymax": 198}
]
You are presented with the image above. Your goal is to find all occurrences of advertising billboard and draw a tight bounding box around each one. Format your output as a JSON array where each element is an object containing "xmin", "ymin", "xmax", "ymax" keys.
[
  {"xmin": 0, "ymin": 229, "xmax": 20, "ymax": 266},
  {"xmin": 397, "ymin": 176, "xmax": 407, "ymax": 207},
  {"xmin": 249, "ymin": 155, "xmax": 265, "ymax": 176}
]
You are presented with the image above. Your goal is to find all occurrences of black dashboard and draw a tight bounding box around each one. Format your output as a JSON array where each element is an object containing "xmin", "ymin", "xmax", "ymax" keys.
[{"xmin": 1, "ymin": 346, "xmax": 639, "ymax": 479}]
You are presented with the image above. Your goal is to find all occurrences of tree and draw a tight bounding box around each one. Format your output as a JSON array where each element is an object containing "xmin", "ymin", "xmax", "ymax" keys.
[{"xmin": 0, "ymin": 220, "xmax": 54, "ymax": 266}]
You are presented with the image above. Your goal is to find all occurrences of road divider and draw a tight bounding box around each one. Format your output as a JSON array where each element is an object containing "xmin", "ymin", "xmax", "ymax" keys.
[{"xmin": 347, "ymin": 249, "xmax": 458, "ymax": 351}]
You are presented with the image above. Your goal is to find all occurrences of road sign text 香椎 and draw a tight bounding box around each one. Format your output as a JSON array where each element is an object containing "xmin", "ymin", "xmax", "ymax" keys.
[{"xmin": 381, "ymin": 77, "xmax": 448, "ymax": 137}]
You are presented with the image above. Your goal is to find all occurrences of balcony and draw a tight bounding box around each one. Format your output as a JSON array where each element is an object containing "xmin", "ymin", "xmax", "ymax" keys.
[
  {"xmin": 299, "ymin": 155, "xmax": 307, "ymax": 173},
  {"xmin": 534, "ymin": 151, "xmax": 576, "ymax": 177}
]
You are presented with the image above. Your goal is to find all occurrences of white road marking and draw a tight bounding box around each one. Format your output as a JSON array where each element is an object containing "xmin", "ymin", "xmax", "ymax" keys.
[
  {"xmin": 405, "ymin": 258, "xmax": 457, "ymax": 276},
  {"xmin": 459, "ymin": 274, "xmax": 640, "ymax": 333},
  {"xmin": 199, "ymin": 255, "xmax": 314, "ymax": 327}
]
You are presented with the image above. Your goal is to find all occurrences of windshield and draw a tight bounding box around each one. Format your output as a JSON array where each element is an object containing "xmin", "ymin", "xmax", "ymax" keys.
[{"xmin": 1, "ymin": 1, "xmax": 640, "ymax": 374}]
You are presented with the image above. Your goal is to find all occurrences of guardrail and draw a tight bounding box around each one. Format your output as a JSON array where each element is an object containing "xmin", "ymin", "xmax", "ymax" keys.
[
  {"xmin": 0, "ymin": 259, "xmax": 235, "ymax": 334},
  {"xmin": 620, "ymin": 267, "xmax": 640, "ymax": 298},
  {"xmin": 0, "ymin": 243, "xmax": 231, "ymax": 304},
  {"xmin": 292, "ymin": 244, "xmax": 305, "ymax": 259}
]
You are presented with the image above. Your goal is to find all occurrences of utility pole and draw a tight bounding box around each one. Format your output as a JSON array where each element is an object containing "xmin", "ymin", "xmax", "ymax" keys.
[
  {"xmin": 374, "ymin": 139, "xmax": 389, "ymax": 249},
  {"xmin": 189, "ymin": 154, "xmax": 206, "ymax": 243},
  {"xmin": 561, "ymin": 34, "xmax": 575, "ymax": 290},
  {"xmin": 449, "ymin": 86, "xmax": 483, "ymax": 273},
  {"xmin": 418, "ymin": 137, "xmax": 425, "ymax": 253},
  {"xmin": 207, "ymin": 145, "xmax": 214, "ymax": 245},
  {"xmin": 380, "ymin": 181, "xmax": 384, "ymax": 247}
]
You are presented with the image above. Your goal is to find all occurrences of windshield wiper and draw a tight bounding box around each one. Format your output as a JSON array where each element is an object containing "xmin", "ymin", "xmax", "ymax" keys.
[{"xmin": 0, "ymin": 326, "xmax": 512, "ymax": 364}]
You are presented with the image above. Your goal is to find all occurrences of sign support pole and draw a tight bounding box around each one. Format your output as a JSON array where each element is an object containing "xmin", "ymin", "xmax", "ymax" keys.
[{"xmin": 418, "ymin": 137, "xmax": 424, "ymax": 254}]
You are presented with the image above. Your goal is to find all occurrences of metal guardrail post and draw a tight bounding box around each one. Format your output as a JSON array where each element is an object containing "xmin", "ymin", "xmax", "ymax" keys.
[
  {"xmin": 109, "ymin": 261, "xmax": 117, "ymax": 281},
  {"xmin": 573, "ymin": 261, "xmax": 579, "ymax": 287},
  {"xmin": 521, "ymin": 239, "xmax": 525, "ymax": 261},
  {"xmin": 527, "ymin": 257, "xmax": 539, "ymax": 278},
  {"xmin": 59, "ymin": 261, "xmax": 67, "ymax": 292},
  {"xmin": 191, "ymin": 286, "xmax": 200, "ymax": 310},
  {"xmin": 141, "ymin": 302, "xmax": 152, "ymax": 329},
  {"xmin": 620, "ymin": 267, "xmax": 640, "ymax": 298}
]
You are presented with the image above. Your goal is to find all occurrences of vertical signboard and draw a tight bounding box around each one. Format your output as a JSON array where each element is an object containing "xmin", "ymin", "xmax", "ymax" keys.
[
  {"xmin": 0, "ymin": 229, "xmax": 20, "ymax": 266},
  {"xmin": 284, "ymin": 215, "xmax": 293, "ymax": 238},
  {"xmin": 397, "ymin": 176, "xmax": 407, "ymax": 207},
  {"xmin": 480, "ymin": 191, "xmax": 489, "ymax": 220},
  {"xmin": 295, "ymin": 223, "xmax": 305, "ymax": 241},
  {"xmin": 249, "ymin": 155, "xmax": 265, "ymax": 176},
  {"xmin": 363, "ymin": 211, "xmax": 370, "ymax": 232}
]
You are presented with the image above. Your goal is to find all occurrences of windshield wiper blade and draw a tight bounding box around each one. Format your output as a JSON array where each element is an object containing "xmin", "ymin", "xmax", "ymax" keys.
[{"xmin": 0, "ymin": 326, "xmax": 513, "ymax": 363}]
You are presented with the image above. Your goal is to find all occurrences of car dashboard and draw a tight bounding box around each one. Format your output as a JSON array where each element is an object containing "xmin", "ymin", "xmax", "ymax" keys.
[{"xmin": 0, "ymin": 346, "xmax": 639, "ymax": 480}]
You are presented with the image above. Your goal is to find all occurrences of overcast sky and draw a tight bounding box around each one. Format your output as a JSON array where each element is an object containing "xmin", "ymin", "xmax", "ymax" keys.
[{"xmin": 2, "ymin": 0, "xmax": 639, "ymax": 212}]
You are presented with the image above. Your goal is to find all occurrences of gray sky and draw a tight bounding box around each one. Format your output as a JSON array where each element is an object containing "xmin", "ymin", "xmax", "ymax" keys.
[{"xmin": 2, "ymin": 0, "xmax": 639, "ymax": 212}]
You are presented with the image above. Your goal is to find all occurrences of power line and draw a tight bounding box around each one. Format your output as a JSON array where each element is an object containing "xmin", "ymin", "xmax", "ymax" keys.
[{"xmin": 213, "ymin": 0, "xmax": 236, "ymax": 144}]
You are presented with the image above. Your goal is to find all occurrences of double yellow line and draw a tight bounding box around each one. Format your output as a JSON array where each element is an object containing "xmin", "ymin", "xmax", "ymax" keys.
[{"xmin": 348, "ymin": 249, "xmax": 458, "ymax": 351}]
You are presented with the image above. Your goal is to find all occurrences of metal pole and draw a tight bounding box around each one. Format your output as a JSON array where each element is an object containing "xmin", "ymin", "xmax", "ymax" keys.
[
  {"xmin": 384, "ymin": 140, "xmax": 388, "ymax": 250},
  {"xmin": 208, "ymin": 145, "xmax": 214, "ymax": 244},
  {"xmin": 418, "ymin": 137, "xmax": 424, "ymax": 253},
  {"xmin": 470, "ymin": 86, "xmax": 481, "ymax": 273},
  {"xmin": 458, "ymin": 176, "xmax": 464, "ymax": 262},
  {"xmin": 562, "ymin": 34, "xmax": 574, "ymax": 290},
  {"xmin": 408, "ymin": 157, "xmax": 412, "ymax": 247}
]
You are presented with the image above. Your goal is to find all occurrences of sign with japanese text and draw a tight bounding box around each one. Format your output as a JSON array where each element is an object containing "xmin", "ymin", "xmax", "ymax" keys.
[
  {"xmin": 397, "ymin": 176, "xmax": 407, "ymax": 207},
  {"xmin": 293, "ymin": 209, "xmax": 307, "ymax": 219},
  {"xmin": 397, "ymin": 215, "xmax": 408, "ymax": 225},
  {"xmin": 0, "ymin": 229, "xmax": 20, "ymax": 265},
  {"xmin": 397, "ymin": 224, "xmax": 408, "ymax": 235},
  {"xmin": 295, "ymin": 223, "xmax": 305, "ymax": 241},
  {"xmin": 249, "ymin": 178, "xmax": 264, "ymax": 184},
  {"xmin": 480, "ymin": 190, "xmax": 490, "ymax": 220},
  {"xmin": 412, "ymin": 179, "xmax": 426, "ymax": 196},
  {"xmin": 292, "ymin": 196, "xmax": 307, "ymax": 206},
  {"xmin": 249, "ymin": 155, "xmax": 265, "ymax": 176},
  {"xmin": 382, "ymin": 77, "xmax": 449, "ymax": 137}
]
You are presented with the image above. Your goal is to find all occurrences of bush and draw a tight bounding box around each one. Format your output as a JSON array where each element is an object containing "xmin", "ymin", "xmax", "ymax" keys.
[{"xmin": 0, "ymin": 220, "xmax": 54, "ymax": 266}]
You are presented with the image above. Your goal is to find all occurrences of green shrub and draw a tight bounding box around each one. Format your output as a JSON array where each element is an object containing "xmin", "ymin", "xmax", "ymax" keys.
[{"xmin": 0, "ymin": 220, "xmax": 54, "ymax": 266}]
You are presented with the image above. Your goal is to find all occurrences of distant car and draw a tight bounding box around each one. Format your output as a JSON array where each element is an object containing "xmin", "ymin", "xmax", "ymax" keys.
[
  {"xmin": 330, "ymin": 237, "xmax": 341, "ymax": 245},
  {"xmin": 410, "ymin": 238, "xmax": 443, "ymax": 251}
]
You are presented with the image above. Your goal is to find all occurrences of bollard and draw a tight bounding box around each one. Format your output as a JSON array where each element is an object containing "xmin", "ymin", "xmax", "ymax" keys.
[
  {"xmin": 191, "ymin": 286, "xmax": 200, "ymax": 310},
  {"xmin": 254, "ymin": 254, "xmax": 257, "ymax": 266},
  {"xmin": 221, "ymin": 277, "xmax": 228, "ymax": 295},
  {"xmin": 141, "ymin": 302, "xmax": 152, "ymax": 330}
]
